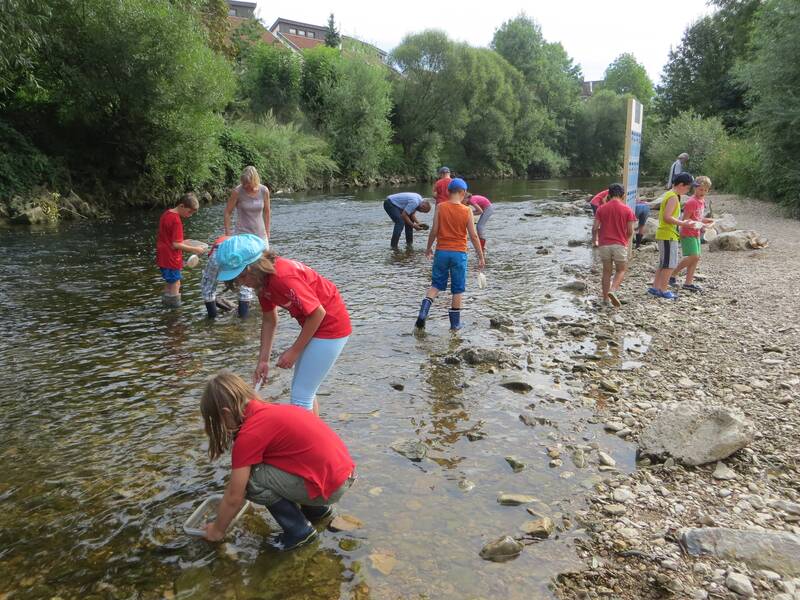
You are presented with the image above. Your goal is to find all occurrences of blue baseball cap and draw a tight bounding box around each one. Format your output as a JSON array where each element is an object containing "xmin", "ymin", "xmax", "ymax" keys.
[
  {"xmin": 447, "ymin": 178, "xmax": 468, "ymax": 192},
  {"xmin": 215, "ymin": 234, "xmax": 267, "ymax": 281},
  {"xmin": 438, "ymin": 166, "xmax": 450, "ymax": 175}
]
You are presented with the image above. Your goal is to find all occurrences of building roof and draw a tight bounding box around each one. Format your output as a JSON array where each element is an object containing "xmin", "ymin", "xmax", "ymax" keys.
[
  {"xmin": 228, "ymin": 16, "xmax": 281, "ymax": 46},
  {"xmin": 281, "ymin": 33, "xmax": 324, "ymax": 51},
  {"xmin": 269, "ymin": 17, "xmax": 327, "ymax": 32},
  {"xmin": 229, "ymin": 0, "xmax": 256, "ymax": 7}
]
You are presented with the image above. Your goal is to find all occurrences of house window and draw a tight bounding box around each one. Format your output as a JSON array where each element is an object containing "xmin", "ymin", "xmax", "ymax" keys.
[
  {"xmin": 307, "ymin": 32, "xmax": 315, "ymax": 38},
  {"xmin": 298, "ymin": 29, "xmax": 305, "ymax": 36},
  {"xmin": 289, "ymin": 28, "xmax": 297, "ymax": 34},
  {"xmin": 228, "ymin": 8, "xmax": 236, "ymax": 16}
]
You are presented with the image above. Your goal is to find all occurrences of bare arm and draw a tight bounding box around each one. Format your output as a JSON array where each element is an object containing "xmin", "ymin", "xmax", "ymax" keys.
[
  {"xmin": 204, "ymin": 466, "xmax": 250, "ymax": 541},
  {"xmin": 277, "ymin": 306, "xmax": 326, "ymax": 369},
  {"xmin": 425, "ymin": 210, "xmax": 440, "ymax": 257},
  {"xmin": 471, "ymin": 204, "xmax": 484, "ymax": 215},
  {"xmin": 401, "ymin": 211, "xmax": 420, "ymax": 228},
  {"xmin": 263, "ymin": 188, "xmax": 271, "ymax": 238},
  {"xmin": 627, "ymin": 221, "xmax": 635, "ymax": 238},
  {"xmin": 172, "ymin": 240, "xmax": 206, "ymax": 253},
  {"xmin": 663, "ymin": 197, "xmax": 691, "ymax": 227},
  {"xmin": 224, "ymin": 190, "xmax": 238, "ymax": 236},
  {"xmin": 466, "ymin": 217, "xmax": 485, "ymax": 268},
  {"xmin": 254, "ymin": 308, "xmax": 278, "ymax": 385},
  {"xmin": 592, "ymin": 217, "xmax": 601, "ymax": 246}
]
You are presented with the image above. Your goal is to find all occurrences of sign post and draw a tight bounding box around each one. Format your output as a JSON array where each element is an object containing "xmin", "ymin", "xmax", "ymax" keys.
[{"xmin": 622, "ymin": 97, "xmax": 643, "ymax": 211}]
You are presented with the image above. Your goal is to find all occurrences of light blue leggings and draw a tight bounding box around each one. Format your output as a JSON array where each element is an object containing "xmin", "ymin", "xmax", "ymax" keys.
[{"xmin": 291, "ymin": 336, "xmax": 349, "ymax": 410}]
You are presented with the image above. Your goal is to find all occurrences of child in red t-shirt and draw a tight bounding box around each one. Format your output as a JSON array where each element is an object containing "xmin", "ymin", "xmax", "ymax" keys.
[
  {"xmin": 592, "ymin": 184, "xmax": 637, "ymax": 307},
  {"xmin": 200, "ymin": 370, "xmax": 355, "ymax": 551},
  {"xmin": 673, "ymin": 176, "xmax": 714, "ymax": 292},
  {"xmin": 214, "ymin": 235, "xmax": 351, "ymax": 416},
  {"xmin": 155, "ymin": 193, "xmax": 205, "ymax": 307},
  {"xmin": 432, "ymin": 166, "xmax": 452, "ymax": 205}
]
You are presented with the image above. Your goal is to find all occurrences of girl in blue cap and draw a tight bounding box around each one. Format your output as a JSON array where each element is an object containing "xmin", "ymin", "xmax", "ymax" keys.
[{"xmin": 214, "ymin": 235, "xmax": 351, "ymax": 416}]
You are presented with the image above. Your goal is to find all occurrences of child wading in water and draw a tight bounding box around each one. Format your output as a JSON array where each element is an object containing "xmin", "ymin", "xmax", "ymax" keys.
[
  {"xmin": 155, "ymin": 193, "xmax": 206, "ymax": 308},
  {"xmin": 214, "ymin": 235, "xmax": 351, "ymax": 416},
  {"xmin": 200, "ymin": 371, "xmax": 356, "ymax": 550},
  {"xmin": 650, "ymin": 172, "xmax": 695, "ymax": 300},
  {"xmin": 592, "ymin": 184, "xmax": 637, "ymax": 307},
  {"xmin": 463, "ymin": 193, "xmax": 494, "ymax": 252},
  {"xmin": 415, "ymin": 178, "xmax": 485, "ymax": 331},
  {"xmin": 673, "ymin": 176, "xmax": 714, "ymax": 292}
]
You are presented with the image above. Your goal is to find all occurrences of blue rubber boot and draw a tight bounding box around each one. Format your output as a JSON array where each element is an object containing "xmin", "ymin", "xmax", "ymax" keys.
[
  {"xmin": 300, "ymin": 504, "xmax": 334, "ymax": 522},
  {"xmin": 238, "ymin": 300, "xmax": 250, "ymax": 319},
  {"xmin": 448, "ymin": 308, "xmax": 463, "ymax": 331},
  {"xmin": 415, "ymin": 297, "xmax": 433, "ymax": 329},
  {"xmin": 205, "ymin": 301, "xmax": 218, "ymax": 319},
  {"xmin": 266, "ymin": 499, "xmax": 317, "ymax": 551}
]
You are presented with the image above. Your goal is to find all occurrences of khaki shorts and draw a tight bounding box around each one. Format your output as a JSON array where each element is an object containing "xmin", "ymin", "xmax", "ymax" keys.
[{"xmin": 598, "ymin": 244, "xmax": 628, "ymax": 263}]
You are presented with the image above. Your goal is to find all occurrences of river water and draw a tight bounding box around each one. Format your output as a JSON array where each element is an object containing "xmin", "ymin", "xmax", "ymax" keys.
[{"xmin": 0, "ymin": 177, "xmax": 636, "ymax": 599}]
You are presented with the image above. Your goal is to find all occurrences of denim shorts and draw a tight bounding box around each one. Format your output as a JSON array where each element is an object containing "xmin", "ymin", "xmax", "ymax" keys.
[
  {"xmin": 634, "ymin": 204, "xmax": 651, "ymax": 228},
  {"xmin": 431, "ymin": 250, "xmax": 467, "ymax": 294},
  {"xmin": 159, "ymin": 267, "xmax": 182, "ymax": 283}
]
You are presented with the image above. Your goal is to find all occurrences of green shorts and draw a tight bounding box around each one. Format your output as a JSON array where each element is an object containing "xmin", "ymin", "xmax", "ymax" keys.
[{"xmin": 681, "ymin": 236, "xmax": 701, "ymax": 257}]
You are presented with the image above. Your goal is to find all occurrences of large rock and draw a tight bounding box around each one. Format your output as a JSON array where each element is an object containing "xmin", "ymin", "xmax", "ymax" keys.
[
  {"xmin": 712, "ymin": 213, "xmax": 737, "ymax": 233},
  {"xmin": 457, "ymin": 347, "xmax": 516, "ymax": 367},
  {"xmin": 711, "ymin": 230, "xmax": 768, "ymax": 251},
  {"xmin": 639, "ymin": 402, "xmax": 755, "ymax": 466},
  {"xmin": 641, "ymin": 217, "xmax": 659, "ymax": 242},
  {"xmin": 479, "ymin": 536, "xmax": 523, "ymax": 562},
  {"xmin": 681, "ymin": 528, "xmax": 800, "ymax": 576}
]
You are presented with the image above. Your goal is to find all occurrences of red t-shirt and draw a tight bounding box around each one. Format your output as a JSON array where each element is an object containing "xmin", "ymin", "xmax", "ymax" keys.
[
  {"xmin": 258, "ymin": 257, "xmax": 352, "ymax": 339},
  {"xmin": 680, "ymin": 196, "xmax": 705, "ymax": 238},
  {"xmin": 156, "ymin": 209, "xmax": 184, "ymax": 269},
  {"xmin": 595, "ymin": 199, "xmax": 637, "ymax": 247},
  {"xmin": 231, "ymin": 400, "xmax": 355, "ymax": 500},
  {"xmin": 590, "ymin": 189, "xmax": 610, "ymax": 207},
  {"xmin": 434, "ymin": 177, "xmax": 452, "ymax": 205}
]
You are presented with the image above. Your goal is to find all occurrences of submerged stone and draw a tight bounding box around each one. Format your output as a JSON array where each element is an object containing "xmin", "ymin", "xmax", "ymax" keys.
[
  {"xmin": 390, "ymin": 439, "xmax": 427, "ymax": 461},
  {"xmin": 479, "ymin": 536, "xmax": 523, "ymax": 562}
]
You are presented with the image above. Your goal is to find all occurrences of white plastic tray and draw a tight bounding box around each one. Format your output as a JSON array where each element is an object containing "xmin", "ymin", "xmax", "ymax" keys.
[{"xmin": 183, "ymin": 494, "xmax": 250, "ymax": 537}]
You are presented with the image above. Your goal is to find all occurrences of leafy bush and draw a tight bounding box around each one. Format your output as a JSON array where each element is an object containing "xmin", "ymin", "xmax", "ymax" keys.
[
  {"xmin": 218, "ymin": 116, "xmax": 338, "ymax": 190},
  {"xmin": 705, "ymin": 136, "xmax": 765, "ymax": 199},
  {"xmin": 240, "ymin": 43, "xmax": 302, "ymax": 121},
  {"xmin": 569, "ymin": 90, "xmax": 628, "ymax": 176},
  {"xmin": 646, "ymin": 112, "xmax": 728, "ymax": 181},
  {"xmin": 0, "ymin": 120, "xmax": 63, "ymax": 200}
]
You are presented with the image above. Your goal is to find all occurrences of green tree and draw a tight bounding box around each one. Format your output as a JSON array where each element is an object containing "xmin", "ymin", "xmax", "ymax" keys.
[
  {"xmin": 737, "ymin": 0, "xmax": 800, "ymax": 204},
  {"xmin": 240, "ymin": 43, "xmax": 302, "ymax": 121},
  {"xmin": 568, "ymin": 90, "xmax": 628, "ymax": 175},
  {"xmin": 0, "ymin": 0, "xmax": 51, "ymax": 100},
  {"xmin": 647, "ymin": 112, "xmax": 728, "ymax": 180},
  {"xmin": 604, "ymin": 53, "xmax": 654, "ymax": 107},
  {"xmin": 300, "ymin": 46, "xmax": 342, "ymax": 128},
  {"xmin": 325, "ymin": 13, "xmax": 341, "ymax": 48}
]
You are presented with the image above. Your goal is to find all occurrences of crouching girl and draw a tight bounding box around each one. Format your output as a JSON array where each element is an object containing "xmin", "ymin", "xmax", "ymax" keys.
[{"xmin": 201, "ymin": 371, "xmax": 356, "ymax": 550}]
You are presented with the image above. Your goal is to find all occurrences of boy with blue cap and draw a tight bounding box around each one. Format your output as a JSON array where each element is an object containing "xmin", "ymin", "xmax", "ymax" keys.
[{"xmin": 415, "ymin": 178, "xmax": 485, "ymax": 331}]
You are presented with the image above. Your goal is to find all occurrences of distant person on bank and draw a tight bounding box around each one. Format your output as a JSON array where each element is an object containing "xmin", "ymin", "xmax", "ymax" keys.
[
  {"xmin": 383, "ymin": 192, "xmax": 431, "ymax": 249},
  {"xmin": 589, "ymin": 188, "xmax": 610, "ymax": 218},
  {"xmin": 433, "ymin": 166, "xmax": 452, "ymax": 205},
  {"xmin": 223, "ymin": 166, "xmax": 271, "ymax": 318},
  {"xmin": 214, "ymin": 235, "xmax": 351, "ymax": 416},
  {"xmin": 673, "ymin": 176, "xmax": 714, "ymax": 292},
  {"xmin": 666, "ymin": 153, "xmax": 690, "ymax": 189},
  {"xmin": 415, "ymin": 178, "xmax": 485, "ymax": 331},
  {"xmin": 592, "ymin": 184, "xmax": 637, "ymax": 307},
  {"xmin": 200, "ymin": 370, "xmax": 356, "ymax": 551},
  {"xmin": 155, "ymin": 193, "xmax": 207, "ymax": 308},
  {"xmin": 463, "ymin": 193, "xmax": 494, "ymax": 252},
  {"xmin": 650, "ymin": 172, "xmax": 695, "ymax": 299}
]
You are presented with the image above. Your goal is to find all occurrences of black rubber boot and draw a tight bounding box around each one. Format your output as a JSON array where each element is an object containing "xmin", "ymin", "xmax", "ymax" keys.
[
  {"xmin": 634, "ymin": 233, "xmax": 643, "ymax": 249},
  {"xmin": 205, "ymin": 301, "xmax": 218, "ymax": 319},
  {"xmin": 300, "ymin": 504, "xmax": 333, "ymax": 522},
  {"xmin": 238, "ymin": 300, "xmax": 250, "ymax": 319},
  {"xmin": 266, "ymin": 499, "xmax": 317, "ymax": 551}
]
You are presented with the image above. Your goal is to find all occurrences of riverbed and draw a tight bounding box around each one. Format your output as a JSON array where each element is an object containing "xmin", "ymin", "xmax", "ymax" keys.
[{"xmin": 0, "ymin": 177, "xmax": 642, "ymax": 599}]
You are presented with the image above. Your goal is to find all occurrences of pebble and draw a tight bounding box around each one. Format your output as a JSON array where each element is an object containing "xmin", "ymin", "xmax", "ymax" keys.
[
  {"xmin": 712, "ymin": 462, "xmax": 737, "ymax": 480},
  {"xmin": 519, "ymin": 517, "xmax": 555, "ymax": 539},
  {"xmin": 603, "ymin": 503, "xmax": 627, "ymax": 516},
  {"xmin": 725, "ymin": 572, "xmax": 754, "ymax": 597},
  {"xmin": 597, "ymin": 451, "xmax": 616, "ymax": 467},
  {"xmin": 328, "ymin": 515, "xmax": 363, "ymax": 532},
  {"xmin": 497, "ymin": 493, "xmax": 538, "ymax": 506},
  {"xmin": 612, "ymin": 488, "xmax": 635, "ymax": 503},
  {"xmin": 505, "ymin": 456, "xmax": 526, "ymax": 473}
]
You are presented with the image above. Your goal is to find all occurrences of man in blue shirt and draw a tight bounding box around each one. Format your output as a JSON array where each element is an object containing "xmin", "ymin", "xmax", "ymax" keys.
[
  {"xmin": 666, "ymin": 153, "xmax": 689, "ymax": 188},
  {"xmin": 383, "ymin": 192, "xmax": 431, "ymax": 249}
]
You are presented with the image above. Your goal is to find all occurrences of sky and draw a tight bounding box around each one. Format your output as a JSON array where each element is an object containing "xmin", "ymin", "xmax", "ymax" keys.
[{"xmin": 253, "ymin": 0, "xmax": 714, "ymax": 83}]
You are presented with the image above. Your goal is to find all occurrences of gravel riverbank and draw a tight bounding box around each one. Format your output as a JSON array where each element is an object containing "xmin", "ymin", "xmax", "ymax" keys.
[{"xmin": 553, "ymin": 194, "xmax": 800, "ymax": 599}]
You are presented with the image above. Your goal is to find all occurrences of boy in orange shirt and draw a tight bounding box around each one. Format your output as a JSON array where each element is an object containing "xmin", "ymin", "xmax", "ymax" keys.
[{"xmin": 415, "ymin": 178, "xmax": 485, "ymax": 331}]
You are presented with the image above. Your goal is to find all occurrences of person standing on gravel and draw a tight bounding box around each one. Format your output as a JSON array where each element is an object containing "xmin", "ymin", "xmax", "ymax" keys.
[
  {"xmin": 666, "ymin": 153, "xmax": 689, "ymax": 188},
  {"xmin": 592, "ymin": 184, "xmax": 637, "ymax": 307}
]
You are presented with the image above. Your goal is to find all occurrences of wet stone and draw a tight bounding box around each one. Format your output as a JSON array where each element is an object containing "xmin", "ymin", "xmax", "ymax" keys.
[
  {"xmin": 497, "ymin": 493, "xmax": 538, "ymax": 506},
  {"xmin": 505, "ymin": 456, "xmax": 526, "ymax": 473},
  {"xmin": 479, "ymin": 536, "xmax": 523, "ymax": 562},
  {"xmin": 390, "ymin": 439, "xmax": 427, "ymax": 461},
  {"xmin": 500, "ymin": 380, "xmax": 533, "ymax": 393},
  {"xmin": 520, "ymin": 517, "xmax": 555, "ymax": 539},
  {"xmin": 597, "ymin": 451, "xmax": 616, "ymax": 467},
  {"xmin": 390, "ymin": 382, "xmax": 404, "ymax": 391},
  {"xmin": 604, "ymin": 504, "xmax": 627, "ymax": 516},
  {"xmin": 328, "ymin": 515, "xmax": 363, "ymax": 532}
]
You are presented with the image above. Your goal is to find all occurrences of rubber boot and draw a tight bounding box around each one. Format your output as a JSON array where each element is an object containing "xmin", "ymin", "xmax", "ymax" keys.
[
  {"xmin": 448, "ymin": 308, "xmax": 462, "ymax": 331},
  {"xmin": 205, "ymin": 301, "xmax": 218, "ymax": 319},
  {"xmin": 162, "ymin": 293, "xmax": 181, "ymax": 308},
  {"xmin": 415, "ymin": 297, "xmax": 433, "ymax": 329},
  {"xmin": 634, "ymin": 233, "xmax": 643, "ymax": 249},
  {"xmin": 266, "ymin": 498, "xmax": 317, "ymax": 551},
  {"xmin": 238, "ymin": 300, "xmax": 250, "ymax": 319},
  {"xmin": 300, "ymin": 504, "xmax": 333, "ymax": 522}
]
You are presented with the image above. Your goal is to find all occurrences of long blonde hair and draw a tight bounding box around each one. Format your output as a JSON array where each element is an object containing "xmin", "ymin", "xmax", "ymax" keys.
[
  {"xmin": 240, "ymin": 166, "xmax": 261, "ymax": 190},
  {"xmin": 200, "ymin": 370, "xmax": 256, "ymax": 460}
]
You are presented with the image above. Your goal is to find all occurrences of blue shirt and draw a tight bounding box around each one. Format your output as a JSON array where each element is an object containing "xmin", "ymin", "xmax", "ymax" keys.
[{"xmin": 388, "ymin": 193, "xmax": 422, "ymax": 215}]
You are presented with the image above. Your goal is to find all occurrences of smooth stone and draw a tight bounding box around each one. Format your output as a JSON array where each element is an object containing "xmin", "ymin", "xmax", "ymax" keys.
[
  {"xmin": 500, "ymin": 380, "xmax": 533, "ymax": 393},
  {"xmin": 682, "ymin": 527, "xmax": 800, "ymax": 575},
  {"xmin": 505, "ymin": 456, "xmax": 526, "ymax": 473},
  {"xmin": 479, "ymin": 535, "xmax": 523, "ymax": 562},
  {"xmin": 328, "ymin": 515, "xmax": 363, "ymax": 532},
  {"xmin": 713, "ymin": 462, "xmax": 738, "ymax": 481},
  {"xmin": 769, "ymin": 499, "xmax": 800, "ymax": 516},
  {"xmin": 613, "ymin": 488, "xmax": 635, "ymax": 503},
  {"xmin": 497, "ymin": 493, "xmax": 538, "ymax": 506},
  {"xmin": 369, "ymin": 552, "xmax": 397, "ymax": 575},
  {"xmin": 599, "ymin": 380, "xmax": 620, "ymax": 394},
  {"xmin": 519, "ymin": 517, "xmax": 555, "ymax": 539},
  {"xmin": 604, "ymin": 503, "xmax": 627, "ymax": 516},
  {"xmin": 390, "ymin": 438, "xmax": 427, "ymax": 461},
  {"xmin": 725, "ymin": 573, "xmax": 754, "ymax": 597},
  {"xmin": 598, "ymin": 451, "xmax": 616, "ymax": 467}
]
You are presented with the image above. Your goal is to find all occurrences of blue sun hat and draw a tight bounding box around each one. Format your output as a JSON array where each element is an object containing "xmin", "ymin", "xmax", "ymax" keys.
[
  {"xmin": 447, "ymin": 177, "xmax": 468, "ymax": 192},
  {"xmin": 215, "ymin": 234, "xmax": 267, "ymax": 281}
]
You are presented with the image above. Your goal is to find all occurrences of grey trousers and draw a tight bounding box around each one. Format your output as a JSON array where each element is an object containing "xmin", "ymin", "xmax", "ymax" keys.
[{"xmin": 246, "ymin": 463, "xmax": 355, "ymax": 507}]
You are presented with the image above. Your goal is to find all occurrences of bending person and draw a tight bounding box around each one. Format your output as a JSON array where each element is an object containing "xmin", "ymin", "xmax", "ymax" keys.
[
  {"xmin": 215, "ymin": 235, "xmax": 351, "ymax": 416},
  {"xmin": 223, "ymin": 166, "xmax": 271, "ymax": 317},
  {"xmin": 463, "ymin": 193, "xmax": 494, "ymax": 251},
  {"xmin": 383, "ymin": 192, "xmax": 431, "ymax": 249}
]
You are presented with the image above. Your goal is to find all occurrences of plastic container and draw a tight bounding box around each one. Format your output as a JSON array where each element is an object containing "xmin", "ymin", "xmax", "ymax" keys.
[
  {"xmin": 185, "ymin": 254, "xmax": 200, "ymax": 268},
  {"xmin": 185, "ymin": 239, "xmax": 209, "ymax": 253},
  {"xmin": 703, "ymin": 227, "xmax": 718, "ymax": 242},
  {"xmin": 183, "ymin": 494, "xmax": 250, "ymax": 537},
  {"xmin": 477, "ymin": 272, "xmax": 487, "ymax": 289}
]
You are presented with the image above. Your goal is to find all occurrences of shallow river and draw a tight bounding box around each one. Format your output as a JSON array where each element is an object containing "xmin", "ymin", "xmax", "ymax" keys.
[{"xmin": 0, "ymin": 177, "xmax": 637, "ymax": 599}]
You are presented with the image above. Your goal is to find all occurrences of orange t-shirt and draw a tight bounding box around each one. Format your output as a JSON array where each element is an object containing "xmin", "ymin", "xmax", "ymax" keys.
[{"xmin": 436, "ymin": 202, "xmax": 471, "ymax": 252}]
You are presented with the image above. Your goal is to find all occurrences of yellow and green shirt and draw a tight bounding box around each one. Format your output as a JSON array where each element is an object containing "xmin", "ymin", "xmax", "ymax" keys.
[{"xmin": 656, "ymin": 191, "xmax": 681, "ymax": 241}]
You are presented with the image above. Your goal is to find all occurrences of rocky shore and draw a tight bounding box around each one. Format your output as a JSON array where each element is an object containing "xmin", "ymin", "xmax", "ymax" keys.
[{"xmin": 550, "ymin": 194, "xmax": 800, "ymax": 599}]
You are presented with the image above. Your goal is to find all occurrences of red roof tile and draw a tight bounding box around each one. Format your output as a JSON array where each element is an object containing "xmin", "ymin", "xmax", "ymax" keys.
[{"xmin": 282, "ymin": 33, "xmax": 324, "ymax": 50}]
